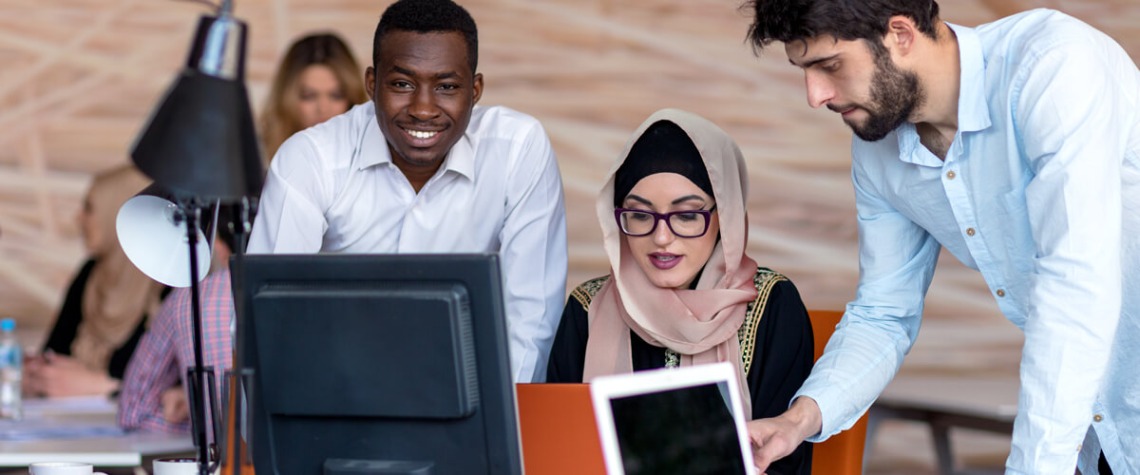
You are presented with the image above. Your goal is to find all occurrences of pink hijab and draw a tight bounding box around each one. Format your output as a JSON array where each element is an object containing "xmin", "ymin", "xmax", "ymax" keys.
[{"xmin": 583, "ymin": 109, "xmax": 759, "ymax": 416}]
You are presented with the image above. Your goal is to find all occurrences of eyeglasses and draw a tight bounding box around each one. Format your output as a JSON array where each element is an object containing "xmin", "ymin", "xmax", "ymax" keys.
[{"xmin": 614, "ymin": 206, "xmax": 717, "ymax": 238}]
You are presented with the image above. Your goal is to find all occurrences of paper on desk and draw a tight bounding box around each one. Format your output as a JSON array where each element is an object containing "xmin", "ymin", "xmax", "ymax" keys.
[
  {"xmin": 22, "ymin": 395, "xmax": 118, "ymax": 416},
  {"xmin": 0, "ymin": 396, "xmax": 124, "ymax": 441},
  {"xmin": 0, "ymin": 417, "xmax": 125, "ymax": 441},
  {"xmin": 0, "ymin": 421, "xmax": 125, "ymax": 441}
]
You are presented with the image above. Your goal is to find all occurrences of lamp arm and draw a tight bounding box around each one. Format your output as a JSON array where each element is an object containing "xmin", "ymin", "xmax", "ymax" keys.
[
  {"xmin": 228, "ymin": 197, "xmax": 255, "ymax": 475},
  {"xmin": 183, "ymin": 204, "xmax": 212, "ymax": 475}
]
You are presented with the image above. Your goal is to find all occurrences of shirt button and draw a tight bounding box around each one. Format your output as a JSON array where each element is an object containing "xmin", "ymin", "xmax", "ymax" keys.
[
  {"xmin": 1094, "ymin": 414, "xmax": 1104, "ymax": 422},
  {"xmin": 946, "ymin": 170, "xmax": 956, "ymax": 180},
  {"xmin": 966, "ymin": 227, "xmax": 976, "ymax": 237},
  {"xmin": 996, "ymin": 289, "xmax": 1006, "ymax": 297}
]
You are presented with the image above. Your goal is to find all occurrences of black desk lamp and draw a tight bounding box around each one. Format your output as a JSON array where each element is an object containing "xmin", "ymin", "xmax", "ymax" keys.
[{"xmin": 127, "ymin": 0, "xmax": 263, "ymax": 473}]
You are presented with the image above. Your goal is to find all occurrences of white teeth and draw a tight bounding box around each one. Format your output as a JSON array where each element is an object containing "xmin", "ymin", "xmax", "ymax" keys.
[
  {"xmin": 405, "ymin": 129, "xmax": 438, "ymax": 139},
  {"xmin": 655, "ymin": 255, "xmax": 676, "ymax": 261}
]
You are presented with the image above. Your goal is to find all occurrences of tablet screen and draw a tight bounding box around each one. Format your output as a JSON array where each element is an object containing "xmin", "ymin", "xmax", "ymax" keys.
[{"xmin": 608, "ymin": 381, "xmax": 747, "ymax": 475}]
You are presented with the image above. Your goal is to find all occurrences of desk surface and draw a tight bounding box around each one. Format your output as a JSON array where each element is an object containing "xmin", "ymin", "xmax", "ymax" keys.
[{"xmin": 0, "ymin": 397, "xmax": 194, "ymax": 467}]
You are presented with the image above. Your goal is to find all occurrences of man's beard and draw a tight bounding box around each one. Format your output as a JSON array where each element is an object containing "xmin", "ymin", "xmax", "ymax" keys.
[{"xmin": 846, "ymin": 52, "xmax": 924, "ymax": 142}]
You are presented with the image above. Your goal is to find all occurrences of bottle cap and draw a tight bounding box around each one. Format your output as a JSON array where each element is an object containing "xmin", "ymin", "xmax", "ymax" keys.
[{"xmin": 0, "ymin": 318, "xmax": 14, "ymax": 332}]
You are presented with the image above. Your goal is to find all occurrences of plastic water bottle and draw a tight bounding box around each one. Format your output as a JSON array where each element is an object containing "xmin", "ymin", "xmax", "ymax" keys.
[{"xmin": 0, "ymin": 318, "xmax": 22, "ymax": 420}]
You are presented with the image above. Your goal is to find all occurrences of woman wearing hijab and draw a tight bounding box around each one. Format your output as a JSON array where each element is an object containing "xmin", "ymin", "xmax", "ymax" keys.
[
  {"xmin": 546, "ymin": 109, "xmax": 813, "ymax": 474},
  {"xmin": 26, "ymin": 164, "xmax": 166, "ymax": 398}
]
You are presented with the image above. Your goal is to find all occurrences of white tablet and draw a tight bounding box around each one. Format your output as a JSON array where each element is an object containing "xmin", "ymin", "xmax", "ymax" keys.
[{"xmin": 589, "ymin": 362, "xmax": 757, "ymax": 475}]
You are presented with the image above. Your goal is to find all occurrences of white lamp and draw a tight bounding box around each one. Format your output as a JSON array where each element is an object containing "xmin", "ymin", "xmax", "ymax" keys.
[{"xmin": 116, "ymin": 190, "xmax": 215, "ymax": 288}]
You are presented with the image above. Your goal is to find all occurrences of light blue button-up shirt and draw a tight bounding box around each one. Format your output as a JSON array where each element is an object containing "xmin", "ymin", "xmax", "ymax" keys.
[{"xmin": 795, "ymin": 9, "xmax": 1140, "ymax": 474}]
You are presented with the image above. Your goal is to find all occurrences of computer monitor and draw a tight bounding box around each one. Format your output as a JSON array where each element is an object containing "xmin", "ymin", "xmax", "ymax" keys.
[{"xmin": 239, "ymin": 253, "xmax": 522, "ymax": 475}]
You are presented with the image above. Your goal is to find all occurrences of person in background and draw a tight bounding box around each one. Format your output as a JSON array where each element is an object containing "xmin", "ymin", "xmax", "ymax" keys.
[
  {"xmin": 547, "ymin": 109, "xmax": 814, "ymax": 474},
  {"xmin": 742, "ymin": 1, "xmax": 1138, "ymax": 473},
  {"xmin": 25, "ymin": 164, "xmax": 165, "ymax": 399},
  {"xmin": 118, "ymin": 206, "xmax": 240, "ymax": 433},
  {"xmin": 118, "ymin": 31, "xmax": 364, "ymax": 434},
  {"xmin": 260, "ymin": 32, "xmax": 368, "ymax": 160},
  {"xmin": 248, "ymin": 0, "xmax": 568, "ymax": 383}
]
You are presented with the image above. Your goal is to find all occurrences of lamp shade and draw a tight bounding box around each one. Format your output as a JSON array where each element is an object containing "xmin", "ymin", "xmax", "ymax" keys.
[
  {"xmin": 116, "ymin": 190, "xmax": 213, "ymax": 288},
  {"xmin": 130, "ymin": 14, "xmax": 264, "ymax": 202}
]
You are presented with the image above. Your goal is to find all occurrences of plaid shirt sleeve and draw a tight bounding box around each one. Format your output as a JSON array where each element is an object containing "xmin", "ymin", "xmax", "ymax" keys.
[
  {"xmin": 173, "ymin": 268, "xmax": 235, "ymax": 435},
  {"xmin": 118, "ymin": 287, "xmax": 191, "ymax": 433}
]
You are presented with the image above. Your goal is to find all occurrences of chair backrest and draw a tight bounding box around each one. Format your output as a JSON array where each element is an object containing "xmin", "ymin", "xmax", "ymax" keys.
[
  {"xmin": 516, "ymin": 383, "xmax": 606, "ymax": 474},
  {"xmin": 808, "ymin": 309, "xmax": 869, "ymax": 475}
]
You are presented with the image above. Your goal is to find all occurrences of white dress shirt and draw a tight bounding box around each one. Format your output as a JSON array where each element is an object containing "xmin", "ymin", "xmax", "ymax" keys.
[
  {"xmin": 248, "ymin": 102, "xmax": 569, "ymax": 383},
  {"xmin": 795, "ymin": 10, "xmax": 1140, "ymax": 474}
]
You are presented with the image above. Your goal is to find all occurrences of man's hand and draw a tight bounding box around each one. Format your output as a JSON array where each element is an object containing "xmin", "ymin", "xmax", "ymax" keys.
[
  {"xmin": 749, "ymin": 397, "xmax": 823, "ymax": 473},
  {"xmin": 161, "ymin": 386, "xmax": 190, "ymax": 423}
]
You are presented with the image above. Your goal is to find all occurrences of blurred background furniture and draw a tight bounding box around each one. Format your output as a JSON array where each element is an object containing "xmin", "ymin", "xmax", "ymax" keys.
[{"xmin": 869, "ymin": 375, "xmax": 1017, "ymax": 475}]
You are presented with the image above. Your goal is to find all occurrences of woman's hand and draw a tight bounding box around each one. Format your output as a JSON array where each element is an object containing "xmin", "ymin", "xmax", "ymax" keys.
[{"xmin": 22, "ymin": 352, "xmax": 119, "ymax": 398}]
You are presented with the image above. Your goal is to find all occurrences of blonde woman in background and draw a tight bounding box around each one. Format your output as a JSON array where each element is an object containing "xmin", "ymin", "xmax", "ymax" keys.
[
  {"xmin": 26, "ymin": 164, "xmax": 165, "ymax": 398},
  {"xmin": 260, "ymin": 32, "xmax": 368, "ymax": 160}
]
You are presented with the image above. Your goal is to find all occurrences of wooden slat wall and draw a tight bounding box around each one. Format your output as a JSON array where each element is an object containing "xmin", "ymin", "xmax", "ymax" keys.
[{"xmin": 1, "ymin": 0, "xmax": 1136, "ymax": 345}]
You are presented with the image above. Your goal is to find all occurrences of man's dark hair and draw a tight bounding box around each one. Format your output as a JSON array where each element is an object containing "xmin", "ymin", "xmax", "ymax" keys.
[
  {"xmin": 373, "ymin": 0, "xmax": 479, "ymax": 73},
  {"xmin": 744, "ymin": 0, "xmax": 941, "ymax": 54}
]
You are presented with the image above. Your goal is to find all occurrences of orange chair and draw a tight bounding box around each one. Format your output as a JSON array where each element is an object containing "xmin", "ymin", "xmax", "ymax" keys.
[
  {"xmin": 808, "ymin": 309, "xmax": 870, "ymax": 475},
  {"xmin": 516, "ymin": 383, "xmax": 606, "ymax": 474}
]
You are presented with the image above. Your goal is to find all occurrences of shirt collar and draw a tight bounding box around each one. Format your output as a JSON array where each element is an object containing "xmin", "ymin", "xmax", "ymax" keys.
[
  {"xmin": 357, "ymin": 105, "xmax": 391, "ymax": 169},
  {"xmin": 444, "ymin": 132, "xmax": 475, "ymax": 180},
  {"xmin": 948, "ymin": 22, "xmax": 992, "ymax": 134},
  {"xmin": 893, "ymin": 23, "xmax": 991, "ymax": 166},
  {"xmin": 894, "ymin": 120, "xmax": 961, "ymax": 167},
  {"xmin": 355, "ymin": 102, "xmax": 476, "ymax": 181}
]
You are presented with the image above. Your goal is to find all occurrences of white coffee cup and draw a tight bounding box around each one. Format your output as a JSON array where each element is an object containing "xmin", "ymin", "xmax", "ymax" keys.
[
  {"xmin": 153, "ymin": 458, "xmax": 199, "ymax": 475},
  {"xmin": 27, "ymin": 462, "xmax": 108, "ymax": 475}
]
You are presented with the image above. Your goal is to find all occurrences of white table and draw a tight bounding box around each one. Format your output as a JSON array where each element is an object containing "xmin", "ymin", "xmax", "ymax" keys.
[
  {"xmin": 868, "ymin": 375, "xmax": 1019, "ymax": 475},
  {"xmin": 0, "ymin": 397, "xmax": 194, "ymax": 469}
]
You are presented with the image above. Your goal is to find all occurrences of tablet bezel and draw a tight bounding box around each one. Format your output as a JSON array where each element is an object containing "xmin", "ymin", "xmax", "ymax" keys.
[{"xmin": 588, "ymin": 363, "xmax": 757, "ymax": 475}]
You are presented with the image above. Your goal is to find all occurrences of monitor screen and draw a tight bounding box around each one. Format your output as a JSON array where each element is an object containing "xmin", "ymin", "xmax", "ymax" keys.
[{"xmin": 239, "ymin": 253, "xmax": 522, "ymax": 475}]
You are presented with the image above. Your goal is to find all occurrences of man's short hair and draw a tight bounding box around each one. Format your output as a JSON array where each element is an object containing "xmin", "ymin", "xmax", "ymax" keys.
[
  {"xmin": 373, "ymin": 0, "xmax": 479, "ymax": 73},
  {"xmin": 744, "ymin": 0, "xmax": 941, "ymax": 54}
]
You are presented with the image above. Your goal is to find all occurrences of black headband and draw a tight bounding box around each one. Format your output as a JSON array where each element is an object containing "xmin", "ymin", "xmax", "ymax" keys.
[{"xmin": 613, "ymin": 120, "xmax": 713, "ymax": 207}]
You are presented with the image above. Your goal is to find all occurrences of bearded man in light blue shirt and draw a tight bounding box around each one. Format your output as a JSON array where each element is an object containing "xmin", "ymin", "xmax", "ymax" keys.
[{"xmin": 741, "ymin": 1, "xmax": 1139, "ymax": 474}]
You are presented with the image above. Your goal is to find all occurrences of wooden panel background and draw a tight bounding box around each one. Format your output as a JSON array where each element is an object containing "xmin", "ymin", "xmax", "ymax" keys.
[{"xmin": 1, "ymin": 0, "xmax": 1136, "ymax": 361}]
